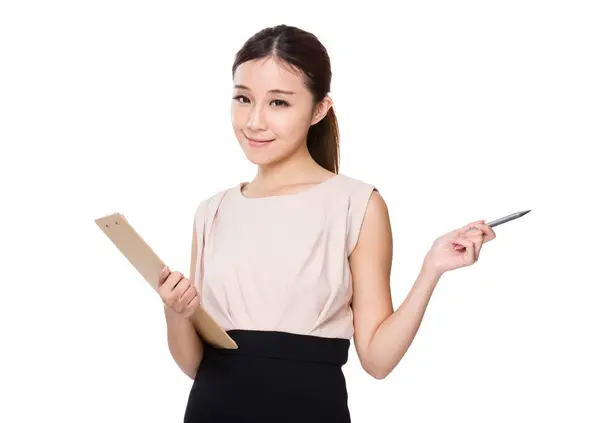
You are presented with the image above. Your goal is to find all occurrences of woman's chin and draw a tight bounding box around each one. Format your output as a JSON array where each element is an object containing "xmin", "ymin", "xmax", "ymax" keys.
[
  {"xmin": 241, "ymin": 146, "xmax": 284, "ymax": 166},
  {"xmin": 244, "ymin": 152, "xmax": 279, "ymax": 166}
]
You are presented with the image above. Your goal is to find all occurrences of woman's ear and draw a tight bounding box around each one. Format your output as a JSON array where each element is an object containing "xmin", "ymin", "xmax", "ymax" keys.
[{"xmin": 311, "ymin": 96, "xmax": 333, "ymax": 125}]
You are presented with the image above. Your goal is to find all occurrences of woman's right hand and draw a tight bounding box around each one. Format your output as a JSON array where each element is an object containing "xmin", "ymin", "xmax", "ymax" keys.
[{"xmin": 158, "ymin": 266, "xmax": 200, "ymax": 319}]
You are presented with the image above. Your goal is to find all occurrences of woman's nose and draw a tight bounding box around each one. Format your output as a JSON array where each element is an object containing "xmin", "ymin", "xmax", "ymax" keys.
[{"xmin": 246, "ymin": 106, "xmax": 267, "ymax": 131}]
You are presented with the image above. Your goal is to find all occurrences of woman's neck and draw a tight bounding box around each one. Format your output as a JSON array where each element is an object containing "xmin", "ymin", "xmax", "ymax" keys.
[{"xmin": 249, "ymin": 148, "xmax": 333, "ymax": 193}]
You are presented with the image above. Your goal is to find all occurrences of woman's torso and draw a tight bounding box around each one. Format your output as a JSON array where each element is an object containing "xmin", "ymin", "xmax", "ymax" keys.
[{"xmin": 192, "ymin": 173, "xmax": 376, "ymax": 340}]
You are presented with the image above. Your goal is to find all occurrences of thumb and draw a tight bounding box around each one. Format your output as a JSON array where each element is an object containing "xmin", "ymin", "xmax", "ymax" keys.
[
  {"xmin": 454, "ymin": 220, "xmax": 485, "ymax": 236},
  {"xmin": 158, "ymin": 265, "xmax": 170, "ymax": 285}
]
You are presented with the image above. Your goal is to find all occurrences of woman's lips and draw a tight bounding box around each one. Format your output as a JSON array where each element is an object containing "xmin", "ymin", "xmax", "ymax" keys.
[{"xmin": 246, "ymin": 136, "xmax": 275, "ymax": 147}]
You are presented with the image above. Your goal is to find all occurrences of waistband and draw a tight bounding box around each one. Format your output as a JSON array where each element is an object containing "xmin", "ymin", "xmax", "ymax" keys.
[{"xmin": 204, "ymin": 330, "xmax": 351, "ymax": 366}]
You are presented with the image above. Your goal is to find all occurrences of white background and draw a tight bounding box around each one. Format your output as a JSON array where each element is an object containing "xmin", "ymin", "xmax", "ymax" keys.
[{"xmin": 1, "ymin": 1, "xmax": 599, "ymax": 422}]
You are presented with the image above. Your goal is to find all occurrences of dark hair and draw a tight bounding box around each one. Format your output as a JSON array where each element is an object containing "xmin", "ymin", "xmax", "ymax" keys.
[{"xmin": 232, "ymin": 25, "xmax": 340, "ymax": 174}]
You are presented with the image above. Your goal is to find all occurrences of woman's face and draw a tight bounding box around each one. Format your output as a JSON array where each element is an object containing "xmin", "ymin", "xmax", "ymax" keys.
[{"xmin": 231, "ymin": 56, "xmax": 328, "ymax": 166}]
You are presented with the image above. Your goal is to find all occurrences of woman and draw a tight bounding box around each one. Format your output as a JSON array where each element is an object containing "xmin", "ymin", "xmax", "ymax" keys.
[{"xmin": 158, "ymin": 24, "xmax": 496, "ymax": 422}]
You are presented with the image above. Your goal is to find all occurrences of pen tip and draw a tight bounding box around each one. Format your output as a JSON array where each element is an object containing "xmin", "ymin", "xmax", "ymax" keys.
[{"xmin": 522, "ymin": 210, "xmax": 531, "ymax": 215}]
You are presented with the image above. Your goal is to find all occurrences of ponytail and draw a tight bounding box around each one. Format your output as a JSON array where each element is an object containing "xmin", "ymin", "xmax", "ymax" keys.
[{"xmin": 307, "ymin": 106, "xmax": 340, "ymax": 174}]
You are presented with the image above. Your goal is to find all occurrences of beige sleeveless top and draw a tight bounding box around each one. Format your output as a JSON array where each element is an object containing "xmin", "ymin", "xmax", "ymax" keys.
[{"xmin": 192, "ymin": 173, "xmax": 376, "ymax": 340}]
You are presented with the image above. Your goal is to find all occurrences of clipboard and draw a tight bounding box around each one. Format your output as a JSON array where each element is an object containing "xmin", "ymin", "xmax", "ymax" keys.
[{"xmin": 94, "ymin": 212, "xmax": 238, "ymax": 349}]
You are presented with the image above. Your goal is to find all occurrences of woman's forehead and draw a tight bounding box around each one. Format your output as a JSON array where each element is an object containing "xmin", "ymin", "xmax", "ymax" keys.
[{"xmin": 233, "ymin": 57, "xmax": 306, "ymax": 92}]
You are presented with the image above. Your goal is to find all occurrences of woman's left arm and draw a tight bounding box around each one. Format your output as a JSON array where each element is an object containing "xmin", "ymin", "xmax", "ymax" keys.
[{"xmin": 350, "ymin": 190, "xmax": 443, "ymax": 380}]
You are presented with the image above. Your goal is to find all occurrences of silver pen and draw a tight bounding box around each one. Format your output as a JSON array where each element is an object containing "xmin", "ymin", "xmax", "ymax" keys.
[{"xmin": 467, "ymin": 210, "xmax": 531, "ymax": 231}]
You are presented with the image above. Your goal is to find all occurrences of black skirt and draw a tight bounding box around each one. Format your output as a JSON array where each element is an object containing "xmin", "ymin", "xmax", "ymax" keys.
[{"xmin": 183, "ymin": 330, "xmax": 352, "ymax": 422}]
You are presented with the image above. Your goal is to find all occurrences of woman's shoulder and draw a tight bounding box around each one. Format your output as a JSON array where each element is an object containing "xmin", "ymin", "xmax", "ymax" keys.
[
  {"xmin": 335, "ymin": 173, "xmax": 378, "ymax": 195},
  {"xmin": 194, "ymin": 183, "xmax": 239, "ymax": 219}
]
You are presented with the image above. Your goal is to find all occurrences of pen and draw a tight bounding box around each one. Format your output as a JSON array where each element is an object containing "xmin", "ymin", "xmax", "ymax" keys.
[{"xmin": 467, "ymin": 210, "xmax": 531, "ymax": 231}]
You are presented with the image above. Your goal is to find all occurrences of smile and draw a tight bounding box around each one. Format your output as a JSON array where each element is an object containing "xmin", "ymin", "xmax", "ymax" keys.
[{"xmin": 246, "ymin": 136, "xmax": 275, "ymax": 147}]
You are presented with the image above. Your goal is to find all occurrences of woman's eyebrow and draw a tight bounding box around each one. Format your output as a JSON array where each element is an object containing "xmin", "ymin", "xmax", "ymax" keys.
[{"xmin": 234, "ymin": 84, "xmax": 295, "ymax": 95}]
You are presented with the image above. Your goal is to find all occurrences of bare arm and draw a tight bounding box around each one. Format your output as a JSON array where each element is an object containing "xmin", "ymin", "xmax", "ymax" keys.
[
  {"xmin": 164, "ymin": 219, "xmax": 204, "ymax": 380},
  {"xmin": 350, "ymin": 190, "xmax": 442, "ymax": 379}
]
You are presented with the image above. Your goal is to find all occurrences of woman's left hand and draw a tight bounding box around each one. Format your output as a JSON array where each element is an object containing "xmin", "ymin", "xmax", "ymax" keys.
[{"xmin": 423, "ymin": 220, "xmax": 497, "ymax": 276}]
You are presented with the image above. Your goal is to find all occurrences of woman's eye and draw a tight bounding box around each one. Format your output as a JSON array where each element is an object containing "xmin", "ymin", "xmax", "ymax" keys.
[
  {"xmin": 232, "ymin": 96, "xmax": 287, "ymax": 107},
  {"xmin": 233, "ymin": 95, "xmax": 249, "ymax": 103}
]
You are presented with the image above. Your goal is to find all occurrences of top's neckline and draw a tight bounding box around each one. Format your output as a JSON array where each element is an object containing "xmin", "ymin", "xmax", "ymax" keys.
[{"xmin": 235, "ymin": 173, "xmax": 342, "ymax": 201}]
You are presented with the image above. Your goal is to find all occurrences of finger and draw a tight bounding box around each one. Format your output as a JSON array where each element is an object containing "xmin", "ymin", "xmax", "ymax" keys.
[
  {"xmin": 163, "ymin": 271, "xmax": 185, "ymax": 291},
  {"xmin": 474, "ymin": 236, "xmax": 483, "ymax": 260},
  {"xmin": 184, "ymin": 292, "xmax": 200, "ymax": 314},
  {"xmin": 187, "ymin": 292, "xmax": 200, "ymax": 308},
  {"xmin": 473, "ymin": 227, "xmax": 487, "ymax": 260},
  {"xmin": 451, "ymin": 236, "xmax": 468, "ymax": 250},
  {"xmin": 180, "ymin": 295, "xmax": 200, "ymax": 318},
  {"xmin": 175, "ymin": 284, "xmax": 197, "ymax": 312},
  {"xmin": 171, "ymin": 276, "xmax": 191, "ymax": 301},
  {"xmin": 183, "ymin": 288, "xmax": 198, "ymax": 307},
  {"xmin": 164, "ymin": 278, "xmax": 188, "ymax": 310},
  {"xmin": 464, "ymin": 228, "xmax": 485, "ymax": 253},
  {"xmin": 453, "ymin": 233, "xmax": 466, "ymax": 250},
  {"xmin": 157, "ymin": 266, "xmax": 171, "ymax": 287},
  {"xmin": 482, "ymin": 223, "xmax": 496, "ymax": 241},
  {"xmin": 446, "ymin": 220, "xmax": 484, "ymax": 239},
  {"xmin": 465, "ymin": 223, "xmax": 496, "ymax": 242},
  {"xmin": 453, "ymin": 231, "xmax": 481, "ymax": 248},
  {"xmin": 452, "ymin": 237, "xmax": 476, "ymax": 264},
  {"xmin": 465, "ymin": 239, "xmax": 476, "ymax": 264},
  {"xmin": 460, "ymin": 220, "xmax": 486, "ymax": 234}
]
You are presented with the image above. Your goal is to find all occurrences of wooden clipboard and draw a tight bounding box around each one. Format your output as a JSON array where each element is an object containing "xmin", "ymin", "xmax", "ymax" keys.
[{"xmin": 95, "ymin": 212, "xmax": 238, "ymax": 349}]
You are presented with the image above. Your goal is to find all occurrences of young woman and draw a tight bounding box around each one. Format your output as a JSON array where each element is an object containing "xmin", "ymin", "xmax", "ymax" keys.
[{"xmin": 157, "ymin": 24, "xmax": 496, "ymax": 422}]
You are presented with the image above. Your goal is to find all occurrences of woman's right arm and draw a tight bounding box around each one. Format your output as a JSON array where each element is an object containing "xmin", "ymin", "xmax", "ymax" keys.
[
  {"xmin": 164, "ymin": 306, "xmax": 203, "ymax": 379},
  {"xmin": 163, "ymin": 219, "xmax": 204, "ymax": 380}
]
